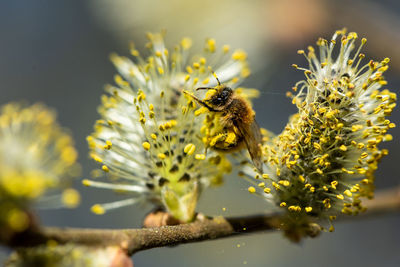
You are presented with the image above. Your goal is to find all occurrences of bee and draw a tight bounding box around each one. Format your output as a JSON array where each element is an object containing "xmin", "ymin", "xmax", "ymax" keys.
[{"xmin": 183, "ymin": 75, "xmax": 263, "ymax": 172}]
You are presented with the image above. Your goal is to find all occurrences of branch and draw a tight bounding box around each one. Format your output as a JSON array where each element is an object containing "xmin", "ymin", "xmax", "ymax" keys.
[{"xmin": 7, "ymin": 186, "xmax": 400, "ymax": 256}]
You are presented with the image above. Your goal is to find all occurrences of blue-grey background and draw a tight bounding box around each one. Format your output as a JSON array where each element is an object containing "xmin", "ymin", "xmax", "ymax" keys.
[{"xmin": 1, "ymin": 0, "xmax": 399, "ymax": 266}]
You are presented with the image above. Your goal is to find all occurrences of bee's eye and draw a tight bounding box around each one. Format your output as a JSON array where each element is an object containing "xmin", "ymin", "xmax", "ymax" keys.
[{"xmin": 217, "ymin": 98, "xmax": 222, "ymax": 101}]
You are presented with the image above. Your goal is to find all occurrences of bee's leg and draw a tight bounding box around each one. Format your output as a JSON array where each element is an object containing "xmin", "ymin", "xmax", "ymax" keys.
[
  {"xmin": 209, "ymin": 133, "xmax": 227, "ymax": 147},
  {"xmin": 182, "ymin": 90, "xmax": 218, "ymax": 112},
  {"xmin": 224, "ymin": 131, "xmax": 238, "ymax": 147}
]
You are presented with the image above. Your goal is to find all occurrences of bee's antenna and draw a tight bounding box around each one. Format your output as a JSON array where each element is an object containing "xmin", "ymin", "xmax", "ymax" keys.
[
  {"xmin": 212, "ymin": 71, "xmax": 221, "ymax": 86},
  {"xmin": 207, "ymin": 66, "xmax": 221, "ymax": 86}
]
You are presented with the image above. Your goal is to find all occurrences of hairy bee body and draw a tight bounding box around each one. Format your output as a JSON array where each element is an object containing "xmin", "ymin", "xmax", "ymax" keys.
[
  {"xmin": 210, "ymin": 96, "xmax": 254, "ymax": 148},
  {"xmin": 184, "ymin": 83, "xmax": 263, "ymax": 172}
]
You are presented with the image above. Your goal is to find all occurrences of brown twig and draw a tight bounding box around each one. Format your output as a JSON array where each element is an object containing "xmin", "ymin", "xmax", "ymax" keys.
[{"xmin": 6, "ymin": 186, "xmax": 400, "ymax": 256}]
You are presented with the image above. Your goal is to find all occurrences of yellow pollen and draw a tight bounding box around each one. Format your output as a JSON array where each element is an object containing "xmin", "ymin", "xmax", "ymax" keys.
[
  {"xmin": 181, "ymin": 37, "xmax": 192, "ymax": 50},
  {"xmin": 384, "ymin": 134, "xmax": 393, "ymax": 141},
  {"xmin": 62, "ymin": 188, "xmax": 80, "ymax": 208},
  {"xmin": 278, "ymin": 180, "xmax": 290, "ymax": 186},
  {"xmin": 104, "ymin": 140, "xmax": 112, "ymax": 150},
  {"xmin": 82, "ymin": 179, "xmax": 91, "ymax": 186},
  {"xmin": 232, "ymin": 49, "xmax": 247, "ymax": 61},
  {"xmin": 248, "ymin": 186, "xmax": 256, "ymax": 193},
  {"xmin": 263, "ymin": 188, "xmax": 271, "ymax": 194},
  {"xmin": 207, "ymin": 39, "xmax": 216, "ymax": 52},
  {"xmin": 352, "ymin": 125, "xmax": 363, "ymax": 132},
  {"xmin": 114, "ymin": 75, "xmax": 129, "ymax": 87},
  {"xmin": 91, "ymin": 204, "xmax": 105, "ymax": 215},
  {"xmin": 313, "ymin": 142, "xmax": 322, "ymax": 150},
  {"xmin": 262, "ymin": 174, "xmax": 270, "ymax": 179},
  {"xmin": 336, "ymin": 194, "xmax": 344, "ymax": 200},
  {"xmin": 272, "ymin": 182, "xmax": 280, "ymax": 190},
  {"xmin": 344, "ymin": 190, "xmax": 352, "ymax": 197},
  {"xmin": 102, "ymin": 165, "xmax": 109, "ymax": 172},
  {"xmin": 186, "ymin": 66, "xmax": 193, "ymax": 74},
  {"xmin": 90, "ymin": 153, "xmax": 103, "ymax": 163},
  {"xmin": 184, "ymin": 143, "xmax": 196, "ymax": 155},
  {"xmin": 142, "ymin": 142, "xmax": 151, "ymax": 151},
  {"xmin": 157, "ymin": 153, "xmax": 166, "ymax": 159},
  {"xmin": 130, "ymin": 49, "xmax": 139, "ymax": 57},
  {"xmin": 288, "ymin": 206, "xmax": 297, "ymax": 212},
  {"xmin": 195, "ymin": 154, "xmax": 206, "ymax": 160},
  {"xmin": 223, "ymin": 45, "xmax": 230, "ymax": 53}
]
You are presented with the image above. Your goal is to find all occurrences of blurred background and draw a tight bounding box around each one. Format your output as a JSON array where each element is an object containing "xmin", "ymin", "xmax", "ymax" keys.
[{"xmin": 1, "ymin": 0, "xmax": 399, "ymax": 266}]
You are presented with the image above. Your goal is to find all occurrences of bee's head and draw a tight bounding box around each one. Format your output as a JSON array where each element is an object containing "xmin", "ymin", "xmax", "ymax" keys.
[
  {"xmin": 196, "ymin": 85, "xmax": 233, "ymax": 111},
  {"xmin": 209, "ymin": 85, "xmax": 233, "ymax": 109},
  {"xmin": 192, "ymin": 71, "xmax": 234, "ymax": 111}
]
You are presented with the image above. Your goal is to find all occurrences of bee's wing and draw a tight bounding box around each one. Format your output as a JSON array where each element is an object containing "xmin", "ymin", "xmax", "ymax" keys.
[{"xmin": 236, "ymin": 120, "xmax": 263, "ymax": 172}]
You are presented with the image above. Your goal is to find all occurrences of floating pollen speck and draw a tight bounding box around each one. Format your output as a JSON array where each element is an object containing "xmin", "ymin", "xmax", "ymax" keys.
[{"xmin": 86, "ymin": 32, "xmax": 250, "ymax": 222}]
